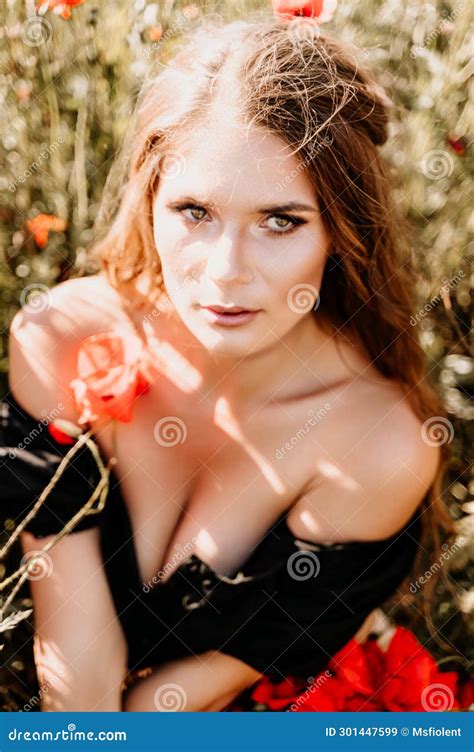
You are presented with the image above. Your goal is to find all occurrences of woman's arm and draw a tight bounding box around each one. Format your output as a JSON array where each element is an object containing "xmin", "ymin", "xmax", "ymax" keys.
[
  {"xmin": 8, "ymin": 284, "xmax": 128, "ymax": 710},
  {"xmin": 20, "ymin": 528, "xmax": 128, "ymax": 711},
  {"xmin": 122, "ymin": 649, "xmax": 263, "ymax": 712}
]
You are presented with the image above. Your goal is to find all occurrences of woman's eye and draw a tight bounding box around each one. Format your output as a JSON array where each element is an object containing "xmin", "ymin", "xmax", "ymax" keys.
[
  {"xmin": 181, "ymin": 204, "xmax": 208, "ymax": 222},
  {"xmin": 265, "ymin": 214, "xmax": 305, "ymax": 235}
]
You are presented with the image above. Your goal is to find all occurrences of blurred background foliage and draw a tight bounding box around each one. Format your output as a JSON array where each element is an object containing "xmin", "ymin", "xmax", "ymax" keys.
[{"xmin": 0, "ymin": 0, "xmax": 472, "ymax": 711}]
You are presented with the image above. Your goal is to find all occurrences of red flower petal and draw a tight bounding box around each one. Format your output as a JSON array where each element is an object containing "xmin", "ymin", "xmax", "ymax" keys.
[
  {"xmin": 250, "ymin": 675, "xmax": 306, "ymax": 710},
  {"xmin": 271, "ymin": 0, "xmax": 337, "ymax": 22},
  {"xmin": 47, "ymin": 423, "xmax": 77, "ymax": 445},
  {"xmin": 136, "ymin": 370, "xmax": 150, "ymax": 396},
  {"xmin": 272, "ymin": 0, "xmax": 324, "ymax": 17},
  {"xmin": 25, "ymin": 213, "xmax": 67, "ymax": 248},
  {"xmin": 447, "ymin": 134, "xmax": 466, "ymax": 155}
]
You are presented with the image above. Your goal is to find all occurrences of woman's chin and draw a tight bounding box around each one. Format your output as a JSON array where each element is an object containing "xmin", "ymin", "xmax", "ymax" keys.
[
  {"xmin": 186, "ymin": 326, "xmax": 266, "ymax": 359},
  {"xmin": 170, "ymin": 307, "xmax": 276, "ymax": 359},
  {"xmin": 196, "ymin": 333, "xmax": 258, "ymax": 358}
]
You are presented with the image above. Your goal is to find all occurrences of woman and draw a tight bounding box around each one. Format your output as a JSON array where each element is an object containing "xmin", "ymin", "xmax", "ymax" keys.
[{"xmin": 2, "ymin": 15, "xmax": 453, "ymax": 712}]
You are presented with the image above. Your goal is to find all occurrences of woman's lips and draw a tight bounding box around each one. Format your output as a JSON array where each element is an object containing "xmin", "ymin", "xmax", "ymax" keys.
[{"xmin": 202, "ymin": 307, "xmax": 261, "ymax": 327}]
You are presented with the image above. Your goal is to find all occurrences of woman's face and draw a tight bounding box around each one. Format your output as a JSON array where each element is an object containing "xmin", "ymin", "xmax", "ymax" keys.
[{"xmin": 151, "ymin": 117, "xmax": 331, "ymax": 358}]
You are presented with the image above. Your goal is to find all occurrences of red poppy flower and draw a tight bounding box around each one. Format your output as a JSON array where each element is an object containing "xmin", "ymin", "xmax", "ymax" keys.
[
  {"xmin": 447, "ymin": 134, "xmax": 466, "ymax": 156},
  {"xmin": 271, "ymin": 0, "xmax": 337, "ymax": 23},
  {"xmin": 329, "ymin": 637, "xmax": 375, "ymax": 695},
  {"xmin": 26, "ymin": 214, "xmax": 67, "ymax": 248},
  {"xmin": 378, "ymin": 627, "xmax": 459, "ymax": 712},
  {"xmin": 250, "ymin": 627, "xmax": 464, "ymax": 712},
  {"xmin": 70, "ymin": 329, "xmax": 153, "ymax": 426},
  {"xmin": 36, "ymin": 0, "xmax": 86, "ymax": 20}
]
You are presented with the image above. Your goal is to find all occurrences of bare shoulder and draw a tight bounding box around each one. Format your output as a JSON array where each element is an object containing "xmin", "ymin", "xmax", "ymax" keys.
[
  {"xmin": 291, "ymin": 376, "xmax": 441, "ymax": 542},
  {"xmin": 8, "ymin": 273, "xmax": 129, "ymax": 422}
]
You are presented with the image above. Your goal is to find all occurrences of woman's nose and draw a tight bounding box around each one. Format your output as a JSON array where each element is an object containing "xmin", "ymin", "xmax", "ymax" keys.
[{"xmin": 205, "ymin": 231, "xmax": 254, "ymax": 285}]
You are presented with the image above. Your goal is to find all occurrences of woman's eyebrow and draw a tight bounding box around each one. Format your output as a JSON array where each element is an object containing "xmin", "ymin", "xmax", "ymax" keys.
[
  {"xmin": 256, "ymin": 202, "xmax": 318, "ymax": 214},
  {"xmin": 170, "ymin": 196, "xmax": 318, "ymax": 214}
]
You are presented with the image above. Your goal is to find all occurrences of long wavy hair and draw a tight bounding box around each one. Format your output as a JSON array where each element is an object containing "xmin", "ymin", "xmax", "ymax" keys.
[{"xmin": 87, "ymin": 16, "xmax": 457, "ymax": 646}]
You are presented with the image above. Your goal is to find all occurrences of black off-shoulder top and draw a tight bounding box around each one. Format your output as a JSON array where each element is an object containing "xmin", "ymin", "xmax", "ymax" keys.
[{"xmin": 1, "ymin": 390, "xmax": 423, "ymax": 679}]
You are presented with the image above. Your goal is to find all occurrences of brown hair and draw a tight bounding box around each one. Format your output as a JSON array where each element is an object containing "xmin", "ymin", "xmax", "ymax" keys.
[{"xmin": 88, "ymin": 16, "xmax": 458, "ymax": 647}]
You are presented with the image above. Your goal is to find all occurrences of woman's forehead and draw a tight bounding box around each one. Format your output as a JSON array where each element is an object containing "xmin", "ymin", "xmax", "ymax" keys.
[{"xmin": 155, "ymin": 123, "xmax": 316, "ymax": 207}]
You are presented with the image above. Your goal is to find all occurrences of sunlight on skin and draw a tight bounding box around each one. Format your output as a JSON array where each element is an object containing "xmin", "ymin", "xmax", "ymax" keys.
[
  {"xmin": 35, "ymin": 643, "xmax": 75, "ymax": 711},
  {"xmin": 142, "ymin": 325, "xmax": 202, "ymax": 393},
  {"xmin": 36, "ymin": 642, "xmax": 125, "ymax": 711},
  {"xmin": 194, "ymin": 527, "xmax": 219, "ymax": 558},
  {"xmin": 289, "ymin": 463, "xmax": 362, "ymax": 539},
  {"xmin": 214, "ymin": 395, "xmax": 288, "ymax": 495},
  {"xmin": 316, "ymin": 457, "xmax": 362, "ymax": 491},
  {"xmin": 298, "ymin": 507, "xmax": 327, "ymax": 538},
  {"xmin": 10, "ymin": 317, "xmax": 55, "ymax": 391}
]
